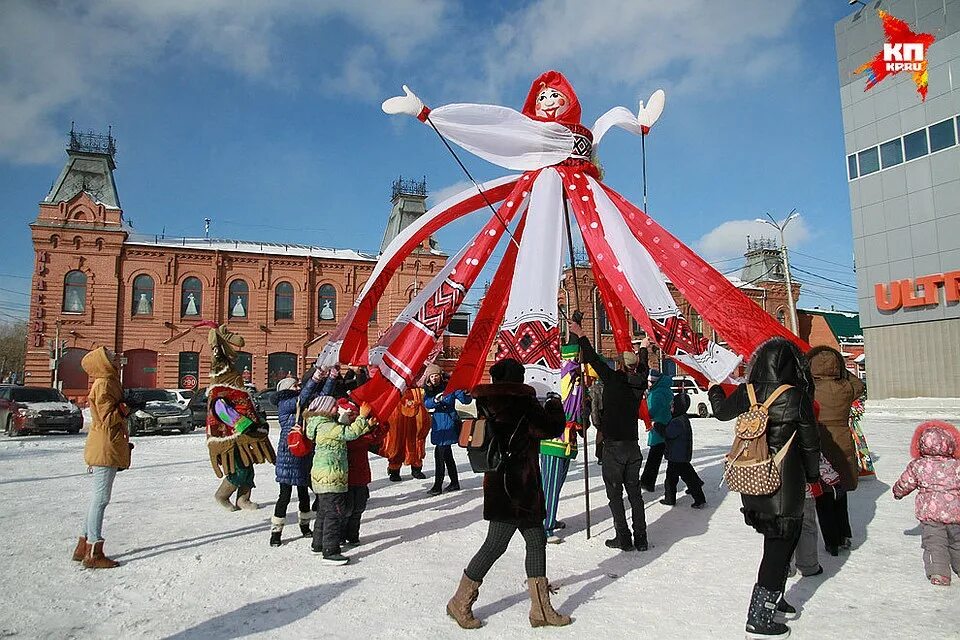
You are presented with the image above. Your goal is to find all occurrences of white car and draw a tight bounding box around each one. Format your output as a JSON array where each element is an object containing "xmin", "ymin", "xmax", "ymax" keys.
[
  {"xmin": 671, "ymin": 375, "xmax": 713, "ymax": 418},
  {"xmin": 168, "ymin": 389, "xmax": 195, "ymax": 408}
]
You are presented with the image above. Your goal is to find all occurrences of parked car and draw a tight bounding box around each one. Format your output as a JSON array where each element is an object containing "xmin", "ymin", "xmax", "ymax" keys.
[
  {"xmin": 124, "ymin": 388, "xmax": 194, "ymax": 435},
  {"xmin": 186, "ymin": 387, "xmax": 208, "ymax": 428},
  {"xmin": 253, "ymin": 389, "xmax": 278, "ymax": 419},
  {"xmin": 671, "ymin": 375, "xmax": 713, "ymax": 418},
  {"xmin": 168, "ymin": 388, "xmax": 195, "ymax": 407},
  {"xmin": 0, "ymin": 386, "xmax": 83, "ymax": 436}
]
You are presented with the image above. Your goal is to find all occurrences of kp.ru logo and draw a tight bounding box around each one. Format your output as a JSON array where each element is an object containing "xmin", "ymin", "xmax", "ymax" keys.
[{"xmin": 855, "ymin": 10, "xmax": 936, "ymax": 101}]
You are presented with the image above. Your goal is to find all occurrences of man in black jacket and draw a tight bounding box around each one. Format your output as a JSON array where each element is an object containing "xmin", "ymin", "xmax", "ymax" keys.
[{"xmin": 569, "ymin": 321, "xmax": 649, "ymax": 551}]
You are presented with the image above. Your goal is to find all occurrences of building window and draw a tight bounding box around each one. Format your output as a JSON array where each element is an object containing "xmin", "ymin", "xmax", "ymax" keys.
[
  {"xmin": 181, "ymin": 277, "xmax": 202, "ymax": 317},
  {"xmin": 929, "ymin": 118, "xmax": 956, "ymax": 153},
  {"xmin": 632, "ymin": 318, "xmax": 643, "ymax": 336},
  {"xmin": 846, "ymin": 154, "xmax": 858, "ymax": 180},
  {"xmin": 776, "ymin": 308, "xmax": 786, "ymax": 326},
  {"xmin": 267, "ymin": 352, "xmax": 297, "ymax": 389},
  {"xmin": 274, "ymin": 282, "xmax": 294, "ymax": 321},
  {"xmin": 879, "ymin": 138, "xmax": 903, "ymax": 168},
  {"xmin": 132, "ymin": 274, "xmax": 154, "ymax": 316},
  {"xmin": 448, "ymin": 312, "xmax": 469, "ymax": 336},
  {"xmin": 317, "ymin": 284, "xmax": 337, "ymax": 322},
  {"xmin": 369, "ymin": 305, "xmax": 378, "ymax": 324},
  {"xmin": 904, "ymin": 129, "xmax": 928, "ymax": 161},
  {"xmin": 689, "ymin": 309, "xmax": 702, "ymax": 336},
  {"xmin": 63, "ymin": 270, "xmax": 86, "ymax": 313},
  {"xmin": 228, "ymin": 280, "xmax": 249, "ymax": 318},
  {"xmin": 177, "ymin": 351, "xmax": 200, "ymax": 389},
  {"xmin": 857, "ymin": 147, "xmax": 879, "ymax": 176},
  {"xmin": 595, "ymin": 298, "xmax": 611, "ymax": 334},
  {"xmin": 237, "ymin": 351, "xmax": 253, "ymax": 386}
]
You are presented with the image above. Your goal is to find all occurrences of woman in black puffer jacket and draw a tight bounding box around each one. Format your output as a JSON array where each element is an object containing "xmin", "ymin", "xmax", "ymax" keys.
[{"xmin": 709, "ymin": 337, "xmax": 820, "ymax": 640}]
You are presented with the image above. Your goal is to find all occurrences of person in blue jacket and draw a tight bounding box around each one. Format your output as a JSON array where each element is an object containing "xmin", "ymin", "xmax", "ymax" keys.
[
  {"xmin": 423, "ymin": 364, "xmax": 470, "ymax": 496},
  {"xmin": 270, "ymin": 362, "xmax": 336, "ymax": 547},
  {"xmin": 640, "ymin": 369, "xmax": 673, "ymax": 492}
]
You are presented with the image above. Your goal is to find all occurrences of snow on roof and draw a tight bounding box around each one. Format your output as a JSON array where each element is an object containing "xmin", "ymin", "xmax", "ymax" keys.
[{"xmin": 124, "ymin": 234, "xmax": 379, "ymax": 261}]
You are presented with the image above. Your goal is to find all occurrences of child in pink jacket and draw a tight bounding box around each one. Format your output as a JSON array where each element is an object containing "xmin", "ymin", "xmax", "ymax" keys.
[{"xmin": 892, "ymin": 420, "xmax": 960, "ymax": 586}]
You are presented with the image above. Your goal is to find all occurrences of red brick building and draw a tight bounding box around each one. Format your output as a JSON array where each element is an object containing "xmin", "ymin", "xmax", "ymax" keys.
[{"xmin": 26, "ymin": 133, "xmax": 449, "ymax": 400}]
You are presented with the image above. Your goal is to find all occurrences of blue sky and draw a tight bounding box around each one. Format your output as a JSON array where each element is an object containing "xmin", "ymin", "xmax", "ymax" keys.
[{"xmin": 0, "ymin": 0, "xmax": 863, "ymax": 324}]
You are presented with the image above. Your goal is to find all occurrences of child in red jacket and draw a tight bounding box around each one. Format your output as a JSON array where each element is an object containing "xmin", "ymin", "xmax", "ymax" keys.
[
  {"xmin": 343, "ymin": 422, "xmax": 388, "ymax": 546},
  {"xmin": 893, "ymin": 420, "xmax": 960, "ymax": 586}
]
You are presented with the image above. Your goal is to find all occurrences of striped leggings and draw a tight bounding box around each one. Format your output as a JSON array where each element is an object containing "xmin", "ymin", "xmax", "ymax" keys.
[
  {"xmin": 465, "ymin": 521, "xmax": 547, "ymax": 581},
  {"xmin": 541, "ymin": 454, "xmax": 571, "ymax": 535}
]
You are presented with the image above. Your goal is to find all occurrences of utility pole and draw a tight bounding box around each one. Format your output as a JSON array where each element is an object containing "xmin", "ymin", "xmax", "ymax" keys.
[{"xmin": 756, "ymin": 210, "xmax": 800, "ymax": 335}]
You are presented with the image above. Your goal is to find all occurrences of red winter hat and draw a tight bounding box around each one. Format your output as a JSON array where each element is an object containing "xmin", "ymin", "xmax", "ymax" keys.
[
  {"xmin": 521, "ymin": 70, "xmax": 582, "ymax": 127},
  {"xmin": 337, "ymin": 397, "xmax": 360, "ymax": 414}
]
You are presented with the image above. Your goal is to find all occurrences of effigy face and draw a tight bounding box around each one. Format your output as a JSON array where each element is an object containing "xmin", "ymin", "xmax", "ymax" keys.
[{"xmin": 535, "ymin": 86, "xmax": 570, "ymax": 120}]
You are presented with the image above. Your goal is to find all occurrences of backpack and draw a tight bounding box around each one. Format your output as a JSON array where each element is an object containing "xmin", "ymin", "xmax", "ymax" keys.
[
  {"xmin": 458, "ymin": 404, "xmax": 521, "ymax": 474},
  {"xmin": 721, "ymin": 384, "xmax": 796, "ymax": 496}
]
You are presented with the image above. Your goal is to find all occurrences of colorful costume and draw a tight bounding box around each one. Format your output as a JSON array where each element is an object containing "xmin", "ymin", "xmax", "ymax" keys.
[
  {"xmin": 540, "ymin": 344, "xmax": 583, "ymax": 539},
  {"xmin": 204, "ymin": 324, "xmax": 275, "ymax": 510},
  {"xmin": 383, "ymin": 387, "xmax": 430, "ymax": 477},
  {"xmin": 850, "ymin": 394, "xmax": 875, "ymax": 477}
]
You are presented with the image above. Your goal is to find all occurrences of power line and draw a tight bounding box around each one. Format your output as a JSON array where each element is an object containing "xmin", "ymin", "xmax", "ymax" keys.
[
  {"xmin": 0, "ymin": 286, "xmax": 29, "ymax": 297},
  {"xmin": 0, "ymin": 273, "xmax": 31, "ymax": 280},
  {"xmin": 791, "ymin": 266, "xmax": 857, "ymax": 289},
  {"xmin": 791, "ymin": 249, "xmax": 853, "ymax": 269}
]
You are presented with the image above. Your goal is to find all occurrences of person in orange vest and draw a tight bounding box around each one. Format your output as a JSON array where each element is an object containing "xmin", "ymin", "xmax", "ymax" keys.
[{"xmin": 383, "ymin": 385, "xmax": 431, "ymax": 481}]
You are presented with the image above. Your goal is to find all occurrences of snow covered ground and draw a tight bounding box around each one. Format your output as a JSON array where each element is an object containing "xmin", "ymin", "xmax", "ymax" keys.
[{"xmin": 0, "ymin": 414, "xmax": 957, "ymax": 640}]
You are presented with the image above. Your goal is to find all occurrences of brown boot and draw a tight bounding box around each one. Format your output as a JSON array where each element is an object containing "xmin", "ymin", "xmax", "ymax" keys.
[
  {"xmin": 82, "ymin": 540, "xmax": 119, "ymax": 569},
  {"xmin": 215, "ymin": 479, "xmax": 240, "ymax": 512},
  {"xmin": 446, "ymin": 572, "xmax": 482, "ymax": 629},
  {"xmin": 236, "ymin": 486, "xmax": 259, "ymax": 511},
  {"xmin": 72, "ymin": 536, "xmax": 88, "ymax": 562},
  {"xmin": 527, "ymin": 577, "xmax": 571, "ymax": 627}
]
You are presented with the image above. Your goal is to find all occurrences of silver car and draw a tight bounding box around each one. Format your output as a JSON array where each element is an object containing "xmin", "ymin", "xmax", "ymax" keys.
[{"xmin": 124, "ymin": 388, "xmax": 194, "ymax": 435}]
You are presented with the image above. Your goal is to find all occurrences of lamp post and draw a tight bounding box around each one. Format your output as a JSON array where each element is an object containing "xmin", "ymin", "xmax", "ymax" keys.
[{"xmin": 755, "ymin": 210, "xmax": 800, "ymax": 335}]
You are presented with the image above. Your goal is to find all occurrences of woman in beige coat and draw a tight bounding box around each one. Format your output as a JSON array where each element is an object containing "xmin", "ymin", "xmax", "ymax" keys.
[
  {"xmin": 72, "ymin": 347, "xmax": 131, "ymax": 568},
  {"xmin": 808, "ymin": 346, "xmax": 865, "ymax": 551}
]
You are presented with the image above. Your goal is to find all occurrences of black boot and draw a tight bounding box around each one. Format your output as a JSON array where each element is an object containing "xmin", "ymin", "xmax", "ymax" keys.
[
  {"xmin": 604, "ymin": 534, "xmax": 633, "ymax": 551},
  {"xmin": 745, "ymin": 584, "xmax": 791, "ymax": 639},
  {"xmin": 388, "ymin": 469, "xmax": 402, "ymax": 482},
  {"xmin": 633, "ymin": 531, "xmax": 649, "ymax": 552},
  {"xmin": 776, "ymin": 597, "xmax": 798, "ymax": 620},
  {"xmin": 428, "ymin": 484, "xmax": 442, "ymax": 496},
  {"xmin": 270, "ymin": 516, "xmax": 284, "ymax": 547},
  {"xmin": 298, "ymin": 511, "xmax": 313, "ymax": 538},
  {"xmin": 270, "ymin": 531, "xmax": 282, "ymax": 547},
  {"xmin": 411, "ymin": 466, "xmax": 426, "ymax": 479},
  {"xmin": 445, "ymin": 481, "xmax": 460, "ymax": 491}
]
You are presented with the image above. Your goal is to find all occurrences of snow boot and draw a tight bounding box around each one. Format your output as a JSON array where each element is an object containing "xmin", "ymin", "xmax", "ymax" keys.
[
  {"xmin": 555, "ymin": 520, "xmax": 566, "ymax": 530},
  {"xmin": 776, "ymin": 597, "xmax": 798, "ymax": 620},
  {"xmin": 427, "ymin": 485, "xmax": 442, "ymax": 496},
  {"xmin": 270, "ymin": 516, "xmax": 284, "ymax": 547},
  {"xmin": 527, "ymin": 577, "xmax": 571, "ymax": 627},
  {"xmin": 411, "ymin": 466, "xmax": 426, "ymax": 479},
  {"xmin": 446, "ymin": 572, "xmax": 482, "ymax": 629},
  {"xmin": 72, "ymin": 536, "xmax": 88, "ymax": 562},
  {"xmin": 445, "ymin": 481, "xmax": 461, "ymax": 492},
  {"xmin": 215, "ymin": 478, "xmax": 240, "ymax": 512},
  {"xmin": 604, "ymin": 534, "xmax": 633, "ymax": 551},
  {"xmin": 745, "ymin": 583, "xmax": 790, "ymax": 639},
  {"xmin": 659, "ymin": 498, "xmax": 676, "ymax": 506},
  {"xmin": 83, "ymin": 540, "xmax": 119, "ymax": 569},
  {"xmin": 634, "ymin": 532, "xmax": 649, "ymax": 552},
  {"xmin": 236, "ymin": 487, "xmax": 259, "ymax": 511},
  {"xmin": 388, "ymin": 469, "xmax": 402, "ymax": 482},
  {"xmin": 298, "ymin": 511, "xmax": 313, "ymax": 537},
  {"xmin": 322, "ymin": 552, "xmax": 349, "ymax": 566}
]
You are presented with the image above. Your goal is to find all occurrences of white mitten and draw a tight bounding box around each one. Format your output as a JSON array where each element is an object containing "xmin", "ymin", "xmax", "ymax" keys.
[
  {"xmin": 382, "ymin": 84, "xmax": 425, "ymax": 117},
  {"xmin": 637, "ymin": 89, "xmax": 666, "ymax": 131}
]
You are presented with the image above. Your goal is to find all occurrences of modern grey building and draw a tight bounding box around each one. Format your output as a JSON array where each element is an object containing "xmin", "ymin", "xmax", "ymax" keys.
[{"xmin": 836, "ymin": 0, "xmax": 960, "ymax": 399}]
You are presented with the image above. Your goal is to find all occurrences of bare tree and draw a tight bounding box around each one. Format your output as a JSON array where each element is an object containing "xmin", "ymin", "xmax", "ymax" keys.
[{"xmin": 0, "ymin": 321, "xmax": 27, "ymax": 382}]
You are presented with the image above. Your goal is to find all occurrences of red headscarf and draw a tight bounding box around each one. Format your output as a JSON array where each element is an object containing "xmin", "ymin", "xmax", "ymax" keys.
[{"xmin": 521, "ymin": 70, "xmax": 582, "ymax": 127}]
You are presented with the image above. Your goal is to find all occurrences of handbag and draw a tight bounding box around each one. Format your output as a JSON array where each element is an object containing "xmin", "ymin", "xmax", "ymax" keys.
[{"xmin": 287, "ymin": 398, "xmax": 314, "ymax": 458}]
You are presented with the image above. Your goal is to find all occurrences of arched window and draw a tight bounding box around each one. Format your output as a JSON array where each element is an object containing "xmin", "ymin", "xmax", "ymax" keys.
[
  {"xmin": 132, "ymin": 274, "xmax": 154, "ymax": 316},
  {"xmin": 275, "ymin": 282, "xmax": 294, "ymax": 321},
  {"xmin": 229, "ymin": 280, "xmax": 249, "ymax": 318},
  {"xmin": 181, "ymin": 277, "xmax": 202, "ymax": 317},
  {"xmin": 689, "ymin": 308, "xmax": 703, "ymax": 336},
  {"xmin": 776, "ymin": 308, "xmax": 786, "ymax": 326},
  {"xmin": 595, "ymin": 296, "xmax": 611, "ymax": 334},
  {"xmin": 317, "ymin": 284, "xmax": 337, "ymax": 322},
  {"xmin": 63, "ymin": 271, "xmax": 86, "ymax": 313}
]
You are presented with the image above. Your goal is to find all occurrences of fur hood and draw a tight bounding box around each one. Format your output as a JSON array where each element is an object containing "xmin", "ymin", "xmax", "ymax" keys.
[{"xmin": 911, "ymin": 420, "xmax": 960, "ymax": 460}]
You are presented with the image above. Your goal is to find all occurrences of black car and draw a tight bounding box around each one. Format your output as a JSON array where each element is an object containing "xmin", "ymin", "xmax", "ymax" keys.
[
  {"xmin": 124, "ymin": 388, "xmax": 194, "ymax": 435},
  {"xmin": 253, "ymin": 389, "xmax": 279, "ymax": 419},
  {"xmin": 186, "ymin": 387, "xmax": 208, "ymax": 428},
  {"xmin": 0, "ymin": 386, "xmax": 83, "ymax": 436}
]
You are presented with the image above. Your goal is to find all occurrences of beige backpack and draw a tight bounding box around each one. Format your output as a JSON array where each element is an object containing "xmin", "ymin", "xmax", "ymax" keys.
[{"xmin": 721, "ymin": 384, "xmax": 796, "ymax": 495}]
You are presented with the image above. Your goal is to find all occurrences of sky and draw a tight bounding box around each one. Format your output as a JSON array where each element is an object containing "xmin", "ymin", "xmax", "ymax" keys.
[{"xmin": 0, "ymin": 0, "xmax": 864, "ymax": 324}]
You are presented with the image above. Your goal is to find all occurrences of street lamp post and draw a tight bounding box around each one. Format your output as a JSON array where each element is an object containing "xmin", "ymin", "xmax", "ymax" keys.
[{"xmin": 755, "ymin": 210, "xmax": 800, "ymax": 335}]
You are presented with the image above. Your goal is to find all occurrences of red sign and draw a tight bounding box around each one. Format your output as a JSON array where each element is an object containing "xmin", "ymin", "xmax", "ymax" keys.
[
  {"xmin": 180, "ymin": 374, "xmax": 197, "ymax": 390},
  {"xmin": 854, "ymin": 10, "xmax": 936, "ymax": 101},
  {"xmin": 875, "ymin": 271, "xmax": 960, "ymax": 311}
]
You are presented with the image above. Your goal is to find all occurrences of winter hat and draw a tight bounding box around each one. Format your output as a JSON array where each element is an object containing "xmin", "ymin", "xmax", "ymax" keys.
[
  {"xmin": 560, "ymin": 344, "xmax": 580, "ymax": 360},
  {"xmin": 490, "ymin": 358, "xmax": 525, "ymax": 384},
  {"xmin": 276, "ymin": 377, "xmax": 298, "ymax": 392},
  {"xmin": 622, "ymin": 351, "xmax": 639, "ymax": 368},
  {"xmin": 337, "ymin": 397, "xmax": 360, "ymax": 424},
  {"xmin": 648, "ymin": 369, "xmax": 661, "ymax": 384},
  {"xmin": 424, "ymin": 364, "xmax": 442, "ymax": 379},
  {"xmin": 306, "ymin": 395, "xmax": 337, "ymax": 417}
]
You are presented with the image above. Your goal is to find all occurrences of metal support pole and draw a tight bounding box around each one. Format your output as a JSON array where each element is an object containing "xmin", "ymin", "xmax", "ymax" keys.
[{"xmin": 780, "ymin": 230, "xmax": 799, "ymax": 335}]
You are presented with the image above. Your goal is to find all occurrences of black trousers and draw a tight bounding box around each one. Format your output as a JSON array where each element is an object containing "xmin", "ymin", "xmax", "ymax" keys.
[
  {"xmin": 601, "ymin": 440, "xmax": 647, "ymax": 537},
  {"xmin": 757, "ymin": 527, "xmax": 802, "ymax": 592},
  {"xmin": 274, "ymin": 483, "xmax": 311, "ymax": 519},
  {"xmin": 465, "ymin": 521, "xmax": 546, "ymax": 581},
  {"xmin": 433, "ymin": 445, "xmax": 459, "ymax": 488},
  {"xmin": 816, "ymin": 486, "xmax": 851, "ymax": 548},
  {"xmin": 640, "ymin": 442, "xmax": 665, "ymax": 488},
  {"xmin": 312, "ymin": 492, "xmax": 347, "ymax": 555},
  {"xmin": 663, "ymin": 461, "xmax": 706, "ymax": 504},
  {"xmin": 343, "ymin": 485, "xmax": 370, "ymax": 543}
]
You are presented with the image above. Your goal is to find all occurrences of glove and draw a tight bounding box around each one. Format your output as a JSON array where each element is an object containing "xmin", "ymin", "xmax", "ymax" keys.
[
  {"xmin": 314, "ymin": 354, "xmax": 324, "ymax": 370},
  {"xmin": 382, "ymin": 85, "xmax": 425, "ymax": 117},
  {"xmin": 637, "ymin": 89, "xmax": 665, "ymax": 132}
]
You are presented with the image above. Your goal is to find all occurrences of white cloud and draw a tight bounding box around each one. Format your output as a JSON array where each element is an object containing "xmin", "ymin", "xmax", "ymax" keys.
[
  {"xmin": 0, "ymin": 0, "xmax": 451, "ymax": 165},
  {"xmin": 696, "ymin": 216, "xmax": 810, "ymax": 259},
  {"xmin": 427, "ymin": 180, "xmax": 474, "ymax": 208}
]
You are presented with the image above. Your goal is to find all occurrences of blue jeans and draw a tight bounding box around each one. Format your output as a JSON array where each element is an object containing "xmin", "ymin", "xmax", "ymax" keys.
[{"xmin": 83, "ymin": 466, "xmax": 118, "ymax": 542}]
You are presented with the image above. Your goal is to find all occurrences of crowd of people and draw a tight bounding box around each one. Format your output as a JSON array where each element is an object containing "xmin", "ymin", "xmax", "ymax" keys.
[{"xmin": 71, "ymin": 324, "xmax": 959, "ymax": 639}]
